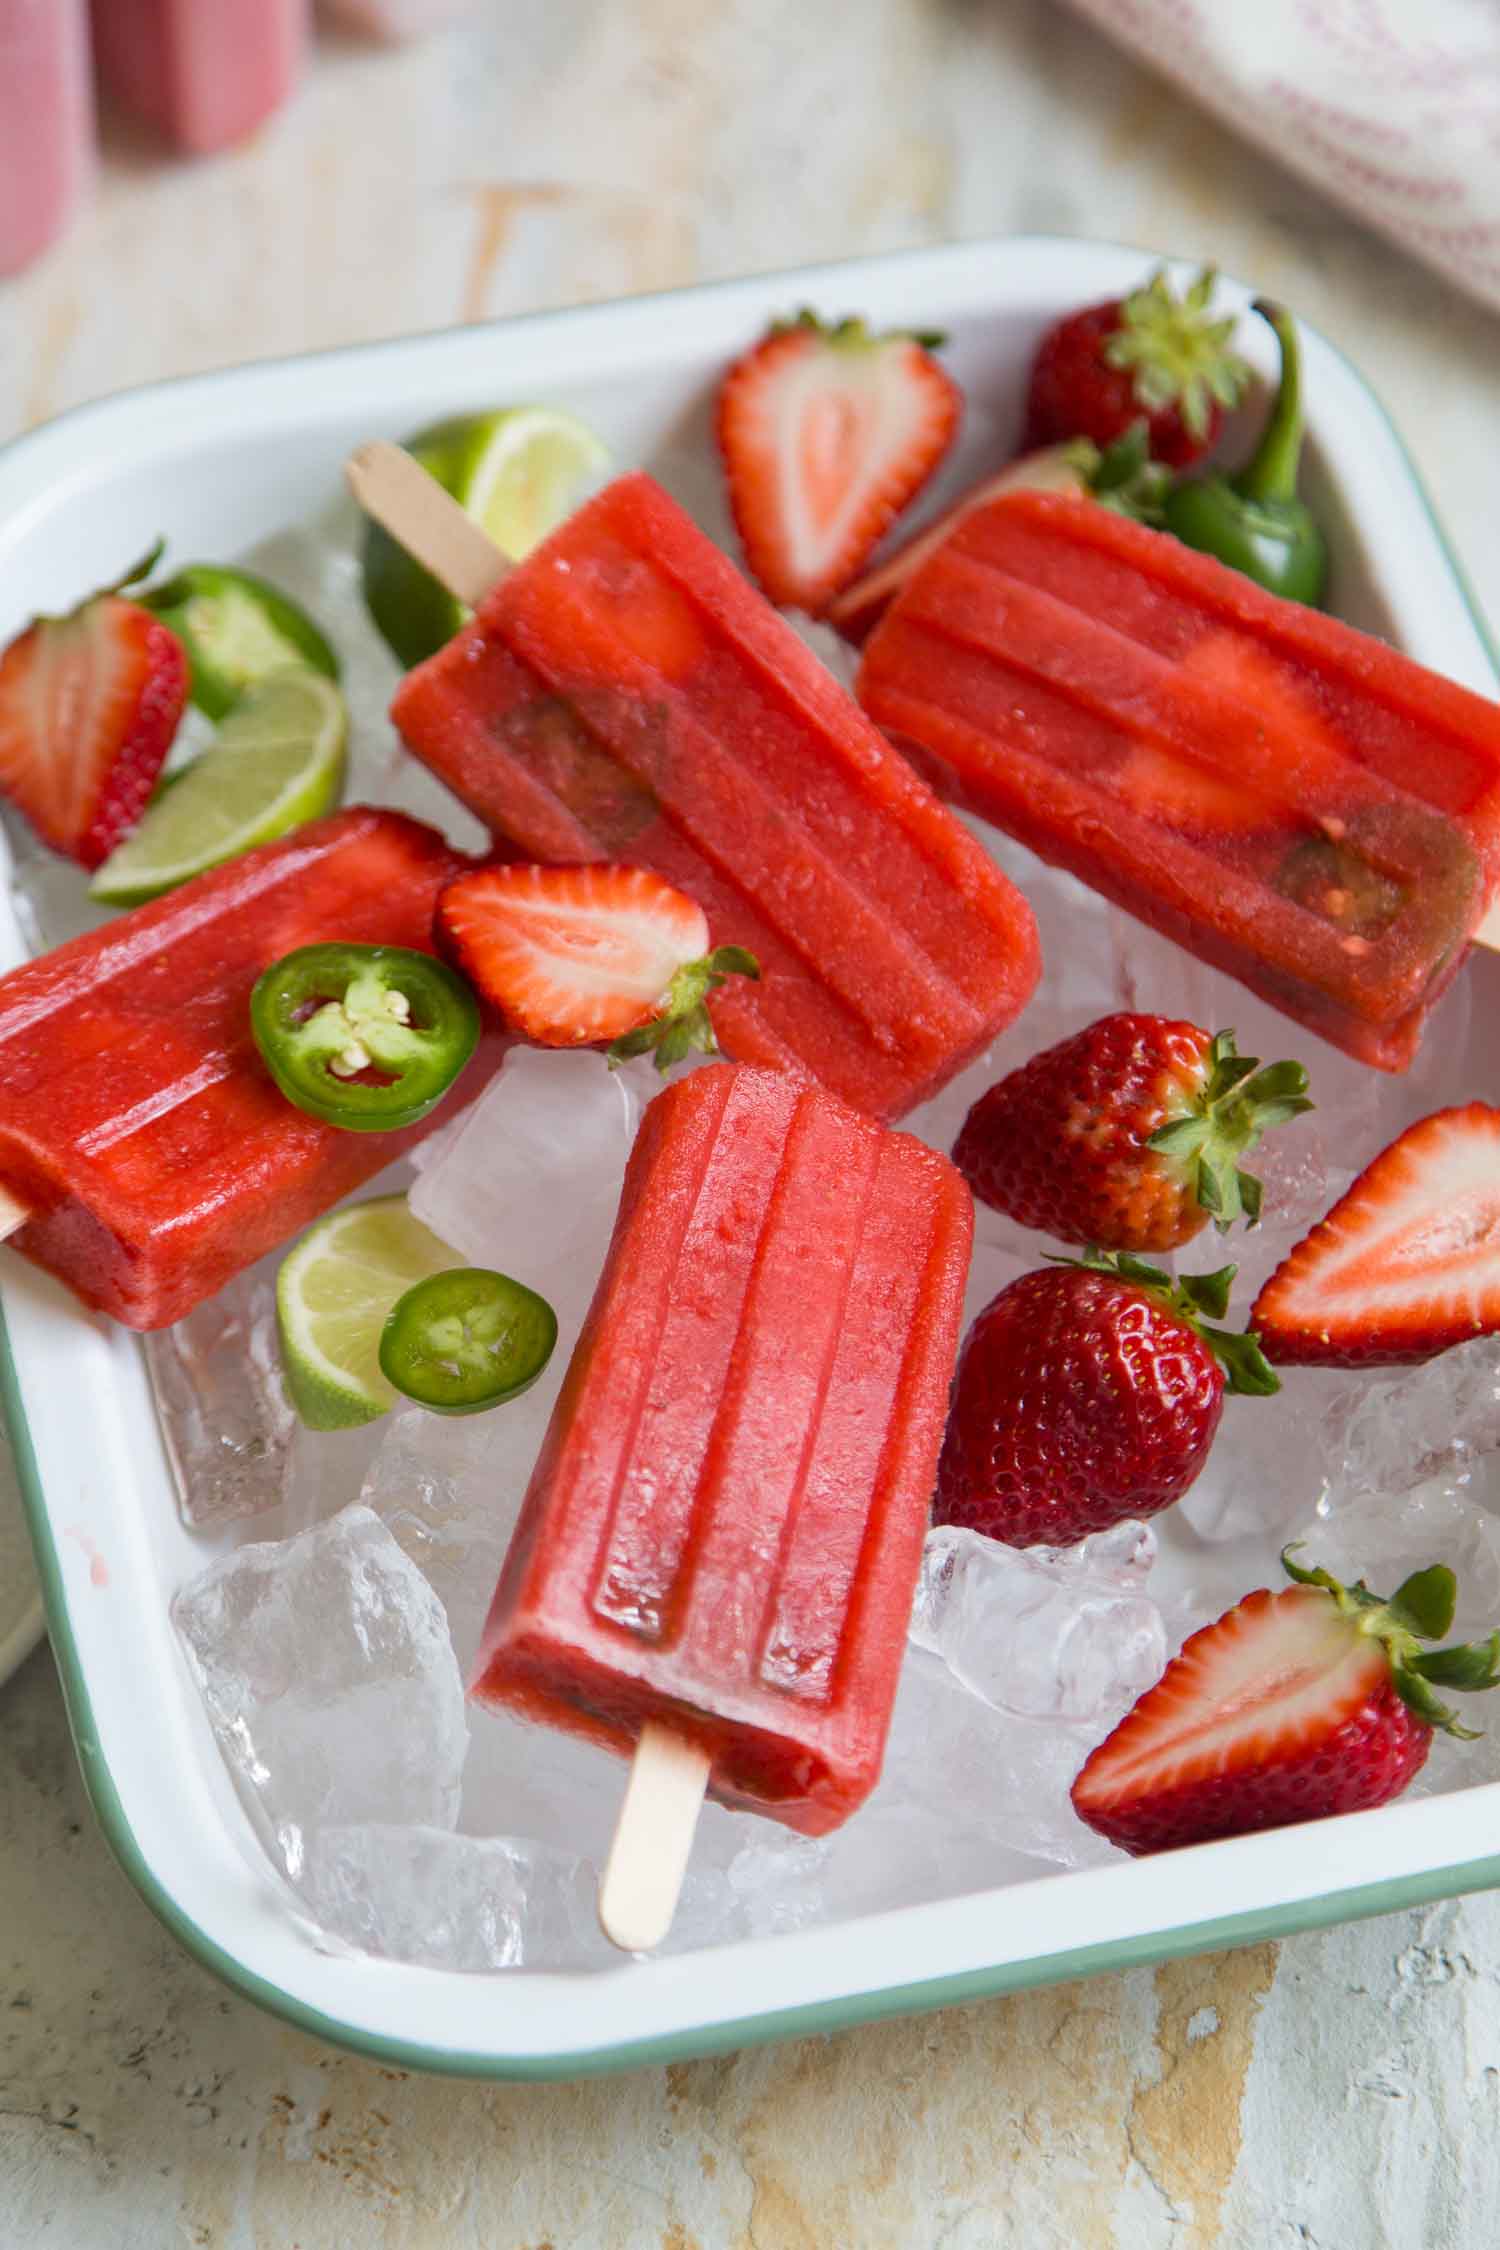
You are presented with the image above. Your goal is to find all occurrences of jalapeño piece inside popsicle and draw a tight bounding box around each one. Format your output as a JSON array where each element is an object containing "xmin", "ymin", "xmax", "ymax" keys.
[{"xmin": 251, "ymin": 941, "xmax": 480, "ymax": 1131}]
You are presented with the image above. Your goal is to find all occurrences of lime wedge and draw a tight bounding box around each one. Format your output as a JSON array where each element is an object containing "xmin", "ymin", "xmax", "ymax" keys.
[
  {"xmin": 89, "ymin": 670, "xmax": 346, "ymax": 905},
  {"xmin": 143, "ymin": 563, "xmax": 340, "ymax": 722},
  {"xmin": 275, "ymin": 1196, "xmax": 463, "ymax": 1430},
  {"xmin": 362, "ymin": 405, "xmax": 610, "ymax": 667}
]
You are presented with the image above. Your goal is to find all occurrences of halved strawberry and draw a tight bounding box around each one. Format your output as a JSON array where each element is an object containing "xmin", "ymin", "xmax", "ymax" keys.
[
  {"xmin": 716, "ymin": 310, "xmax": 961, "ymax": 613},
  {"xmin": 0, "ymin": 545, "xmax": 187, "ymax": 869},
  {"xmin": 1072, "ymin": 1548, "xmax": 1500, "ymax": 1857},
  {"xmin": 1252, "ymin": 1105, "xmax": 1500, "ymax": 1366},
  {"xmin": 436, "ymin": 862, "xmax": 759, "ymax": 1066}
]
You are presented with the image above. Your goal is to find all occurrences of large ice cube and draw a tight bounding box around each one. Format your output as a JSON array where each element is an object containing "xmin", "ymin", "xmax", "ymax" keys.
[
  {"xmin": 911, "ymin": 1522, "xmax": 1165, "ymax": 1723},
  {"xmin": 408, "ymin": 1046, "xmax": 658, "ymax": 1339},
  {"xmin": 359, "ymin": 1405, "xmax": 539, "ymax": 1674},
  {"xmin": 301, "ymin": 1824, "xmax": 606, "ymax": 1972},
  {"xmin": 145, "ymin": 1263, "xmax": 295, "ymax": 1529},
  {"xmin": 173, "ymin": 1506, "xmax": 468, "ymax": 1882}
]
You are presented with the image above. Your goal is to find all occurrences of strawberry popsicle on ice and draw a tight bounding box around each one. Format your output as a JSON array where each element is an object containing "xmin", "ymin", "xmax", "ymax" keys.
[
  {"xmin": 382, "ymin": 466, "xmax": 1040, "ymax": 1121},
  {"xmin": 0, "ymin": 806, "xmax": 501, "ymax": 1330},
  {"xmin": 90, "ymin": 0, "xmax": 307, "ymax": 155},
  {"xmin": 857, "ymin": 490, "xmax": 1500, "ymax": 1071},
  {"xmin": 0, "ymin": 0, "xmax": 93, "ymax": 275},
  {"xmin": 472, "ymin": 1062, "xmax": 972, "ymax": 1858}
]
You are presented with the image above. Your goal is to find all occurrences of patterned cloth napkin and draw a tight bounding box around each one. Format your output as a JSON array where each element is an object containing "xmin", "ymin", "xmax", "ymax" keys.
[{"xmin": 1066, "ymin": 0, "xmax": 1500, "ymax": 311}]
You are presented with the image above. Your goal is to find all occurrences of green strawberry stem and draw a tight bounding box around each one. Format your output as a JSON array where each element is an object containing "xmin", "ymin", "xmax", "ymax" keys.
[
  {"xmin": 607, "ymin": 945, "xmax": 761, "ymax": 1074},
  {"xmin": 1281, "ymin": 1546, "xmax": 1500, "ymax": 1737},
  {"xmin": 1146, "ymin": 1029, "xmax": 1314, "ymax": 1231},
  {"xmin": 1057, "ymin": 1248, "xmax": 1280, "ymax": 1397},
  {"xmin": 1063, "ymin": 421, "xmax": 1173, "ymax": 525},
  {"xmin": 770, "ymin": 309, "xmax": 948, "ymax": 352}
]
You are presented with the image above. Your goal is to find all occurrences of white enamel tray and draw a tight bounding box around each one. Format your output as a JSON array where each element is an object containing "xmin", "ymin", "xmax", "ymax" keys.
[{"xmin": 3, "ymin": 237, "xmax": 1499, "ymax": 2079}]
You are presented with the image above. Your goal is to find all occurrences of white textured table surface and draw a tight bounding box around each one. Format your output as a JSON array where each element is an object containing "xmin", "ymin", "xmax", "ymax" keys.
[{"xmin": 5, "ymin": 7, "xmax": 1500, "ymax": 2244}]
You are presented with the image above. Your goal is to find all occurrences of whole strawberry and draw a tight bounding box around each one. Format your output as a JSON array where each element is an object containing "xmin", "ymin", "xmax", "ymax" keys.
[
  {"xmin": 934, "ymin": 1255, "xmax": 1275, "ymax": 1548},
  {"xmin": 1023, "ymin": 267, "xmax": 1250, "ymax": 471},
  {"xmin": 0, "ymin": 542, "xmax": 186, "ymax": 869},
  {"xmin": 954, "ymin": 1015, "xmax": 1312, "ymax": 1253},
  {"xmin": 1072, "ymin": 1547, "xmax": 1500, "ymax": 1856}
]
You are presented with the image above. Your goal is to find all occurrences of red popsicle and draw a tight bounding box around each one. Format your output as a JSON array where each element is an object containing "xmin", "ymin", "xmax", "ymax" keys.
[
  {"xmin": 857, "ymin": 490, "xmax": 1500, "ymax": 1070},
  {"xmin": 380, "ymin": 460, "xmax": 1040, "ymax": 1121},
  {"xmin": 0, "ymin": 806, "xmax": 502, "ymax": 1329},
  {"xmin": 472, "ymin": 1063, "xmax": 972, "ymax": 1882}
]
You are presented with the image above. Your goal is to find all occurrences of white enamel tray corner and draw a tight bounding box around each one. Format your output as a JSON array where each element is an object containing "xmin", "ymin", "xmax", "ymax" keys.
[{"xmin": 4, "ymin": 237, "xmax": 1500, "ymax": 2080}]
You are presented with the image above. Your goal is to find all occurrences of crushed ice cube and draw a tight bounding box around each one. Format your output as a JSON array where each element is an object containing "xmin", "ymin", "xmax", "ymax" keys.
[
  {"xmin": 1304, "ymin": 1476, "xmax": 1500, "ymax": 1640},
  {"xmin": 724, "ymin": 1832, "xmax": 836, "ymax": 1940},
  {"xmin": 1177, "ymin": 1368, "xmax": 1357, "ymax": 1546},
  {"xmin": 813, "ymin": 1650, "xmax": 1119, "ymax": 1897},
  {"xmin": 173, "ymin": 1506, "xmax": 468, "ymax": 1882},
  {"xmin": 911, "ymin": 1522, "xmax": 1165, "ymax": 1722},
  {"xmin": 300, "ymin": 1824, "xmax": 605, "ymax": 1972},
  {"xmin": 145, "ymin": 1265, "xmax": 295, "ymax": 1529},
  {"xmin": 1320, "ymin": 1343, "xmax": 1500, "ymax": 1521}
]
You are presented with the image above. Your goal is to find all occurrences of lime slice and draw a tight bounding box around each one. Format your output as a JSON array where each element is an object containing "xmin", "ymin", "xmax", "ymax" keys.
[
  {"xmin": 362, "ymin": 405, "xmax": 610, "ymax": 667},
  {"xmin": 89, "ymin": 670, "xmax": 346, "ymax": 905},
  {"xmin": 275, "ymin": 1196, "xmax": 463, "ymax": 1430},
  {"xmin": 143, "ymin": 563, "xmax": 340, "ymax": 723}
]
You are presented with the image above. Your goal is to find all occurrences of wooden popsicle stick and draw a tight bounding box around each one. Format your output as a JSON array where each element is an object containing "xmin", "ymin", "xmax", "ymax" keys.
[
  {"xmin": 344, "ymin": 439, "xmax": 510, "ymax": 610},
  {"xmin": 597, "ymin": 1722, "xmax": 712, "ymax": 1954},
  {"xmin": 0, "ymin": 1188, "xmax": 28, "ymax": 1244}
]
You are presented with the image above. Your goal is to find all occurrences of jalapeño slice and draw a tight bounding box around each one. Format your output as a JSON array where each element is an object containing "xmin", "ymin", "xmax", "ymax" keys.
[
  {"xmin": 379, "ymin": 1268, "xmax": 558, "ymax": 1414},
  {"xmin": 251, "ymin": 942, "xmax": 480, "ymax": 1132}
]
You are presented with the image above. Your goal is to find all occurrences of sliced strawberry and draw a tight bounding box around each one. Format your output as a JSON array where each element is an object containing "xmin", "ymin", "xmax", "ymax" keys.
[
  {"xmin": 1252, "ymin": 1105, "xmax": 1500, "ymax": 1367},
  {"xmin": 716, "ymin": 311, "xmax": 961, "ymax": 614},
  {"xmin": 436, "ymin": 862, "xmax": 759, "ymax": 1065},
  {"xmin": 1072, "ymin": 1549, "xmax": 1500, "ymax": 1856},
  {"xmin": 0, "ymin": 546, "xmax": 187, "ymax": 869}
]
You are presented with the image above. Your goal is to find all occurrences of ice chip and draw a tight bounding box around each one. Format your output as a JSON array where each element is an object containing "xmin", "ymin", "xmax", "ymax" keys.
[
  {"xmin": 911, "ymin": 1523, "xmax": 1165, "ymax": 1722},
  {"xmin": 145, "ymin": 1263, "xmax": 294, "ymax": 1529},
  {"xmin": 172, "ymin": 1506, "xmax": 468, "ymax": 1881},
  {"xmin": 301, "ymin": 1824, "xmax": 605, "ymax": 1972}
]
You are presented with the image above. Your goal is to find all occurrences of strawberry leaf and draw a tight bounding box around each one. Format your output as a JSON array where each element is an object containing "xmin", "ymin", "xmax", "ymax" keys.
[
  {"xmin": 1386, "ymin": 1564, "xmax": 1458, "ymax": 1642},
  {"xmin": 1410, "ymin": 1632, "xmax": 1500, "ymax": 1690},
  {"xmin": 605, "ymin": 945, "xmax": 760, "ymax": 1075}
]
